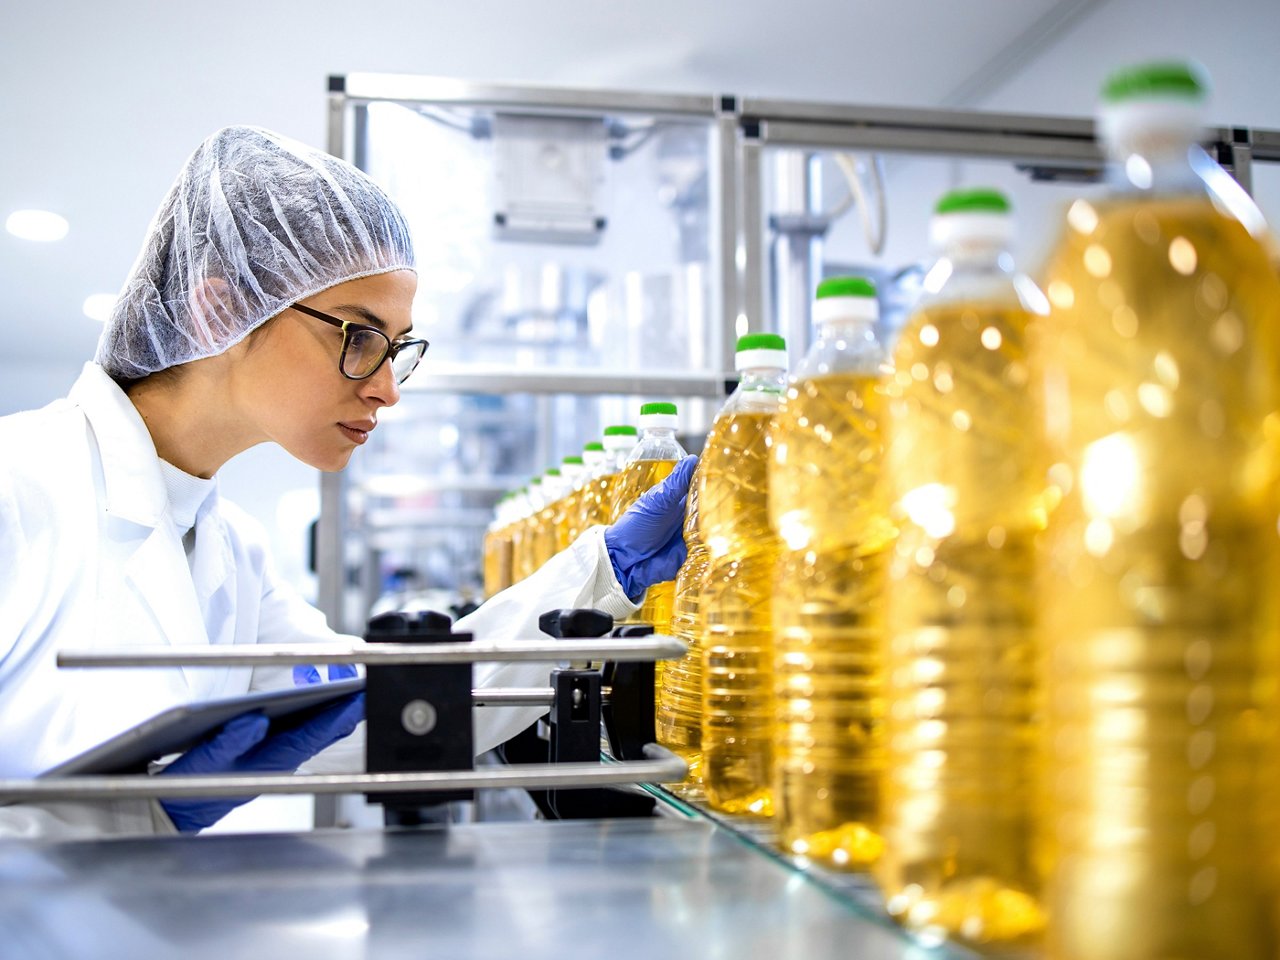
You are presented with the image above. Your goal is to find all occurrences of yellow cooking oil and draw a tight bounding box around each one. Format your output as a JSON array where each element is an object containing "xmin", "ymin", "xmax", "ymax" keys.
[
  {"xmin": 699, "ymin": 335, "xmax": 789, "ymax": 816},
  {"xmin": 700, "ymin": 410, "xmax": 778, "ymax": 815},
  {"xmin": 578, "ymin": 429, "xmax": 637, "ymax": 535},
  {"xmin": 1038, "ymin": 192, "xmax": 1280, "ymax": 955},
  {"xmin": 770, "ymin": 278, "xmax": 891, "ymax": 866},
  {"xmin": 533, "ymin": 469, "xmax": 564, "ymax": 572},
  {"xmin": 555, "ymin": 456, "xmax": 587, "ymax": 551},
  {"xmin": 611, "ymin": 457, "xmax": 678, "ymax": 628},
  {"xmin": 657, "ymin": 448, "xmax": 709, "ymax": 793},
  {"xmin": 772, "ymin": 374, "xmax": 891, "ymax": 863},
  {"xmin": 1033, "ymin": 63, "xmax": 1280, "ymax": 960},
  {"xmin": 879, "ymin": 188, "xmax": 1049, "ymax": 949}
]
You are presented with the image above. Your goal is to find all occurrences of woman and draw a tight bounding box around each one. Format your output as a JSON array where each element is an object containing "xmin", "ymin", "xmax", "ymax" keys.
[{"xmin": 0, "ymin": 126, "xmax": 694, "ymax": 837}]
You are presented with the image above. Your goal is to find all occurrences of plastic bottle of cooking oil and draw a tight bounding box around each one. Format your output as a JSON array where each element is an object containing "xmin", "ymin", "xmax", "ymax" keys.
[
  {"xmin": 562, "ymin": 444, "xmax": 605, "ymax": 547},
  {"xmin": 534, "ymin": 467, "xmax": 567, "ymax": 571},
  {"xmin": 512, "ymin": 477, "xmax": 542, "ymax": 584},
  {"xmin": 611, "ymin": 403, "xmax": 688, "ymax": 630},
  {"xmin": 878, "ymin": 188, "xmax": 1049, "ymax": 945},
  {"xmin": 700, "ymin": 334, "xmax": 788, "ymax": 816},
  {"xmin": 482, "ymin": 493, "xmax": 515, "ymax": 597},
  {"xmin": 578, "ymin": 426, "xmax": 638, "ymax": 535},
  {"xmin": 657, "ymin": 453, "xmax": 709, "ymax": 794},
  {"xmin": 770, "ymin": 276, "xmax": 893, "ymax": 855},
  {"xmin": 1034, "ymin": 62, "xmax": 1280, "ymax": 960},
  {"xmin": 555, "ymin": 455, "xmax": 586, "ymax": 552}
]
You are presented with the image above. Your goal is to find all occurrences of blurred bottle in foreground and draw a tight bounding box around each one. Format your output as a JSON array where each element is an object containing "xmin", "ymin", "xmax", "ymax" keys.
[
  {"xmin": 1034, "ymin": 61, "xmax": 1280, "ymax": 960},
  {"xmin": 879, "ymin": 188, "xmax": 1049, "ymax": 945}
]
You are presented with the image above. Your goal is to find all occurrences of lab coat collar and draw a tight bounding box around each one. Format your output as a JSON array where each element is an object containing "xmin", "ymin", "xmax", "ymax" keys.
[{"xmin": 68, "ymin": 362, "xmax": 170, "ymax": 527}]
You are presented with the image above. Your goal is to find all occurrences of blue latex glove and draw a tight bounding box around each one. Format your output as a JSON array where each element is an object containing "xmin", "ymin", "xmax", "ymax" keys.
[
  {"xmin": 292, "ymin": 662, "xmax": 359, "ymax": 685},
  {"xmin": 604, "ymin": 454, "xmax": 698, "ymax": 602},
  {"xmin": 157, "ymin": 692, "xmax": 365, "ymax": 833}
]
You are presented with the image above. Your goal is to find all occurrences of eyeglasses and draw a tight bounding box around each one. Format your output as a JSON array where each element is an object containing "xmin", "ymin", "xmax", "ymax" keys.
[{"xmin": 289, "ymin": 302, "xmax": 429, "ymax": 384}]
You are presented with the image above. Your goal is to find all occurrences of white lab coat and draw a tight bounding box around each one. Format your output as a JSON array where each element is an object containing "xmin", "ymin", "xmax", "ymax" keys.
[{"xmin": 0, "ymin": 363, "xmax": 637, "ymax": 838}]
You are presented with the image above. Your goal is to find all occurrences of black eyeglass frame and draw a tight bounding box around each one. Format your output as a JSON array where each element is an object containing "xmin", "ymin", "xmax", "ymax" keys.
[{"xmin": 288, "ymin": 302, "xmax": 429, "ymax": 384}]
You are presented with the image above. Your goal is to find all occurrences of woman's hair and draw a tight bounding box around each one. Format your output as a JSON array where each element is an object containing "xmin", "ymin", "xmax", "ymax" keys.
[{"xmin": 96, "ymin": 126, "xmax": 415, "ymax": 382}]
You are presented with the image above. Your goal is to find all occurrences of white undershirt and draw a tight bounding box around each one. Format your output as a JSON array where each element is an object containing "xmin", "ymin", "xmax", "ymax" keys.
[{"xmin": 158, "ymin": 459, "xmax": 216, "ymax": 565}]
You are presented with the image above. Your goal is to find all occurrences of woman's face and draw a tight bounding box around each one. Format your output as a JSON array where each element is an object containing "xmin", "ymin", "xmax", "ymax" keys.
[{"xmin": 229, "ymin": 270, "xmax": 419, "ymax": 471}]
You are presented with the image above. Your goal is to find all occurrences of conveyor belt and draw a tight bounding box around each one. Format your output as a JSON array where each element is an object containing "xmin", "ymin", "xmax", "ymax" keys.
[{"xmin": 0, "ymin": 817, "xmax": 978, "ymax": 959}]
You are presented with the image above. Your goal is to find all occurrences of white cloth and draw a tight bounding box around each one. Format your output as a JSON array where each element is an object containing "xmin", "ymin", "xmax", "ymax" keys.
[{"xmin": 0, "ymin": 362, "xmax": 636, "ymax": 838}]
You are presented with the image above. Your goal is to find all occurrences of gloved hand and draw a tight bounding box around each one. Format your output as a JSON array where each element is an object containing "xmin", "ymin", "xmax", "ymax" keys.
[
  {"xmin": 157, "ymin": 692, "xmax": 365, "ymax": 833},
  {"xmin": 292, "ymin": 662, "xmax": 359, "ymax": 685},
  {"xmin": 604, "ymin": 454, "xmax": 698, "ymax": 602}
]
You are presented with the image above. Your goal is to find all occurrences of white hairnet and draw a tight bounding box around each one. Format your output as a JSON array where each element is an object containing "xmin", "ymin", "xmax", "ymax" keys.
[{"xmin": 96, "ymin": 125, "xmax": 416, "ymax": 380}]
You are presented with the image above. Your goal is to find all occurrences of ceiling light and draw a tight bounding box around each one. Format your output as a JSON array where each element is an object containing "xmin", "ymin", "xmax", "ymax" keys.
[
  {"xmin": 83, "ymin": 294, "xmax": 117, "ymax": 323},
  {"xmin": 5, "ymin": 209, "xmax": 69, "ymax": 242}
]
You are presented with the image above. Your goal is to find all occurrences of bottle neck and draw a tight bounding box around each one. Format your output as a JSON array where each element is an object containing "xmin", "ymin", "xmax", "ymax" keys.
[
  {"xmin": 1106, "ymin": 141, "xmax": 1201, "ymax": 196},
  {"xmin": 640, "ymin": 426, "xmax": 676, "ymax": 441},
  {"xmin": 815, "ymin": 317, "xmax": 877, "ymax": 343},
  {"xmin": 942, "ymin": 237, "xmax": 1010, "ymax": 270},
  {"xmin": 737, "ymin": 366, "xmax": 788, "ymax": 394}
]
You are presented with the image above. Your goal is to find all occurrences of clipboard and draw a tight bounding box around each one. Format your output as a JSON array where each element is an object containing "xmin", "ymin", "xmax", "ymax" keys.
[{"xmin": 39, "ymin": 678, "xmax": 365, "ymax": 777}]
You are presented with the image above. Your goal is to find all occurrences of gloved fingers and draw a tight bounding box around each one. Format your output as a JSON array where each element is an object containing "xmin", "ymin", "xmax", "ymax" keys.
[
  {"xmin": 161, "ymin": 713, "xmax": 271, "ymax": 777},
  {"xmin": 629, "ymin": 525, "xmax": 690, "ymax": 591},
  {"xmin": 635, "ymin": 455, "xmax": 699, "ymax": 513},
  {"xmin": 244, "ymin": 693, "xmax": 366, "ymax": 771},
  {"xmin": 326, "ymin": 663, "xmax": 359, "ymax": 681},
  {"xmin": 293, "ymin": 664, "xmax": 322, "ymax": 686}
]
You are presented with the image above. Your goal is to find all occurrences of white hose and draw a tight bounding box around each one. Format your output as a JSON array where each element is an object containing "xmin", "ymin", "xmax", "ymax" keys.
[{"xmin": 829, "ymin": 152, "xmax": 887, "ymax": 255}]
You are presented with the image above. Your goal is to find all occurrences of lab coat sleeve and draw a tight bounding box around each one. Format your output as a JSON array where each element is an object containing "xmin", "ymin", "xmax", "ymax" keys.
[
  {"xmin": 299, "ymin": 524, "xmax": 637, "ymax": 772},
  {"xmin": 460, "ymin": 524, "xmax": 637, "ymax": 755},
  {"xmin": 0, "ymin": 473, "xmax": 34, "ymax": 664},
  {"xmin": 0, "ymin": 799, "xmax": 177, "ymax": 840}
]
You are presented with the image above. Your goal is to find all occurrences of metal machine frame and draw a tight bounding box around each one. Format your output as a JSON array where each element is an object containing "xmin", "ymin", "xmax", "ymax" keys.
[{"xmin": 318, "ymin": 72, "xmax": 1280, "ymax": 633}]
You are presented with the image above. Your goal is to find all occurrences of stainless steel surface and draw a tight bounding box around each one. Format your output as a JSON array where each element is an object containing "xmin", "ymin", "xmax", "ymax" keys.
[
  {"xmin": 316, "ymin": 470, "xmax": 348, "ymax": 632},
  {"xmin": 4, "ymin": 747, "xmax": 686, "ymax": 802},
  {"xmin": 1254, "ymin": 129, "xmax": 1280, "ymax": 161},
  {"xmin": 756, "ymin": 118, "xmax": 1104, "ymax": 166},
  {"xmin": 340, "ymin": 72, "xmax": 718, "ymax": 118},
  {"xmin": 1226, "ymin": 136, "xmax": 1254, "ymax": 194},
  {"xmin": 470, "ymin": 686, "xmax": 559, "ymax": 706},
  {"xmin": 401, "ymin": 363, "xmax": 727, "ymax": 397},
  {"xmin": 715, "ymin": 103, "xmax": 741, "ymax": 377},
  {"xmin": 741, "ymin": 136, "xmax": 767, "ymax": 334},
  {"xmin": 0, "ymin": 817, "xmax": 964, "ymax": 960},
  {"xmin": 771, "ymin": 151, "xmax": 825, "ymax": 360},
  {"xmin": 56, "ymin": 636, "xmax": 687, "ymax": 669},
  {"xmin": 740, "ymin": 96, "xmax": 1097, "ymax": 139}
]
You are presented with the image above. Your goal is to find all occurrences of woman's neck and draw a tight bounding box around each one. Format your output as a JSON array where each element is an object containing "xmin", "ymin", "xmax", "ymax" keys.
[{"xmin": 125, "ymin": 364, "xmax": 260, "ymax": 479}]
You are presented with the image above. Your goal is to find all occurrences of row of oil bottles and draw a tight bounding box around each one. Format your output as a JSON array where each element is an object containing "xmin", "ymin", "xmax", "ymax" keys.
[{"xmin": 482, "ymin": 62, "xmax": 1280, "ymax": 959}]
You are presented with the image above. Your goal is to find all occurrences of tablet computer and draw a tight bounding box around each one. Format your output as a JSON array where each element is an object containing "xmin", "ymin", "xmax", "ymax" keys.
[{"xmin": 40, "ymin": 678, "xmax": 365, "ymax": 777}]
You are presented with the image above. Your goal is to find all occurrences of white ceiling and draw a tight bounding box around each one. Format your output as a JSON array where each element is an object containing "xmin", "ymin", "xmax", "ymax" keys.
[{"xmin": 3, "ymin": 0, "xmax": 1278, "ymax": 400}]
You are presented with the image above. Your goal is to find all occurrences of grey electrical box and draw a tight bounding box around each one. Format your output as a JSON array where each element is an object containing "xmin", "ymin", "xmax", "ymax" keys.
[{"xmin": 491, "ymin": 113, "xmax": 608, "ymax": 245}]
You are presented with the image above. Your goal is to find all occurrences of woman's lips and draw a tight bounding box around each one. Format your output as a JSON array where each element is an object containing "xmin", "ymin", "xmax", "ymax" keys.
[{"xmin": 338, "ymin": 422, "xmax": 372, "ymax": 444}]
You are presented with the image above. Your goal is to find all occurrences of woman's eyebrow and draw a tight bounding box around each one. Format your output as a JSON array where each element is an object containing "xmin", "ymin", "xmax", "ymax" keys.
[{"xmin": 333, "ymin": 304, "xmax": 413, "ymax": 339}]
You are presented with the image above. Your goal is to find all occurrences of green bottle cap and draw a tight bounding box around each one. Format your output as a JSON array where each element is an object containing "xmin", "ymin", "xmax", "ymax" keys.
[
  {"xmin": 584, "ymin": 441, "xmax": 605, "ymax": 451},
  {"xmin": 640, "ymin": 402, "xmax": 678, "ymax": 416},
  {"xmin": 1101, "ymin": 61, "xmax": 1208, "ymax": 103},
  {"xmin": 603, "ymin": 425, "xmax": 638, "ymax": 436},
  {"xmin": 735, "ymin": 333, "xmax": 786, "ymax": 352},
  {"xmin": 935, "ymin": 188, "xmax": 1011, "ymax": 215},
  {"xmin": 544, "ymin": 468, "xmax": 561, "ymax": 477},
  {"xmin": 816, "ymin": 276, "xmax": 876, "ymax": 299},
  {"xmin": 562, "ymin": 455, "xmax": 584, "ymax": 465}
]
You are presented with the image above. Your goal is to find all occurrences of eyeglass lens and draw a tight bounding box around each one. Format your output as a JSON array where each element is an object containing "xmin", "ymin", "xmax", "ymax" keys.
[
  {"xmin": 390, "ymin": 342, "xmax": 426, "ymax": 383},
  {"xmin": 342, "ymin": 327, "xmax": 391, "ymax": 379}
]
